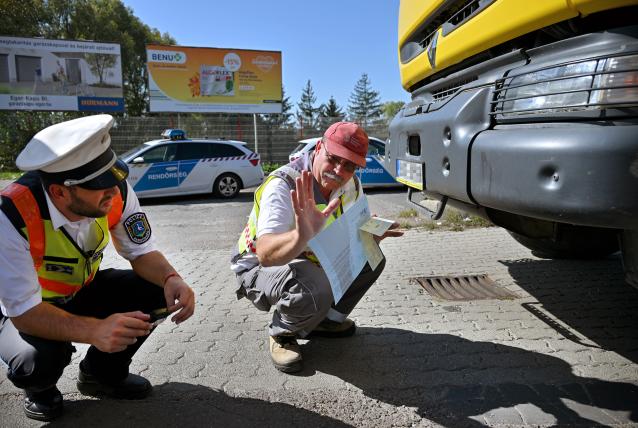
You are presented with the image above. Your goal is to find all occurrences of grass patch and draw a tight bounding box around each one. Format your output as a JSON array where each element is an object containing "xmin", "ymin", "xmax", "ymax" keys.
[
  {"xmin": 395, "ymin": 205, "xmax": 493, "ymax": 232},
  {"xmin": 0, "ymin": 84, "xmax": 32, "ymax": 94},
  {"xmin": 0, "ymin": 171, "xmax": 21, "ymax": 180},
  {"xmin": 398, "ymin": 208, "xmax": 418, "ymax": 218}
]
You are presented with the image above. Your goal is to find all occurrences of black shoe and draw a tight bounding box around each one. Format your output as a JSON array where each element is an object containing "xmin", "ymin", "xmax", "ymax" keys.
[
  {"xmin": 23, "ymin": 387, "xmax": 63, "ymax": 421},
  {"xmin": 308, "ymin": 318, "xmax": 357, "ymax": 338},
  {"xmin": 77, "ymin": 368, "xmax": 152, "ymax": 399}
]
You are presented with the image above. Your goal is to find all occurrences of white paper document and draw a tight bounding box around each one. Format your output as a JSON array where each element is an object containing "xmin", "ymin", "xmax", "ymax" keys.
[
  {"xmin": 308, "ymin": 195, "xmax": 384, "ymax": 303},
  {"xmin": 360, "ymin": 216, "xmax": 395, "ymax": 236}
]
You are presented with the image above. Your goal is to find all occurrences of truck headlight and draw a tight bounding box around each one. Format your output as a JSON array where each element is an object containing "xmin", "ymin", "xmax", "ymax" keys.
[
  {"xmin": 496, "ymin": 54, "xmax": 638, "ymax": 116},
  {"xmin": 590, "ymin": 54, "xmax": 638, "ymax": 105}
]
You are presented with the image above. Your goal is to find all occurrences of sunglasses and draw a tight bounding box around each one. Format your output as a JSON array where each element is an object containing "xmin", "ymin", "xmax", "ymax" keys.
[{"xmin": 323, "ymin": 147, "xmax": 358, "ymax": 173}]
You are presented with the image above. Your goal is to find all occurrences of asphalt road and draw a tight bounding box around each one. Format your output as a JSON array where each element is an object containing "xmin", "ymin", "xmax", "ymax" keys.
[{"xmin": 1, "ymin": 187, "xmax": 637, "ymax": 427}]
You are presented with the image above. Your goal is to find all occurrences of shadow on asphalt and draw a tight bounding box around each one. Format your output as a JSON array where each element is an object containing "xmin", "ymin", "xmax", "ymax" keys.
[
  {"xmin": 301, "ymin": 327, "xmax": 638, "ymax": 427},
  {"xmin": 503, "ymin": 257, "xmax": 638, "ymax": 365},
  {"xmin": 47, "ymin": 382, "xmax": 350, "ymax": 427}
]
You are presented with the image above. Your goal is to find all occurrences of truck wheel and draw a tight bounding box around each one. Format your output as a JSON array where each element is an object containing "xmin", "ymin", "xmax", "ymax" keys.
[
  {"xmin": 508, "ymin": 225, "xmax": 619, "ymax": 260},
  {"xmin": 213, "ymin": 173, "xmax": 241, "ymax": 199}
]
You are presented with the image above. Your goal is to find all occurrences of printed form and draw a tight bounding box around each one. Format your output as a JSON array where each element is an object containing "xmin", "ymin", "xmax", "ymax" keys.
[{"xmin": 308, "ymin": 195, "xmax": 385, "ymax": 303}]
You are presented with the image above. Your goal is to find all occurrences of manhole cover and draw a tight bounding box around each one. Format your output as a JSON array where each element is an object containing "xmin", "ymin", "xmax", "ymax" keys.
[{"xmin": 412, "ymin": 274, "xmax": 517, "ymax": 301}]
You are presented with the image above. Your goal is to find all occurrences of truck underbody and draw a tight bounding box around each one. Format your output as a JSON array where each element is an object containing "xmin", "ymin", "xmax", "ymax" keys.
[{"xmin": 388, "ymin": 6, "xmax": 638, "ymax": 287}]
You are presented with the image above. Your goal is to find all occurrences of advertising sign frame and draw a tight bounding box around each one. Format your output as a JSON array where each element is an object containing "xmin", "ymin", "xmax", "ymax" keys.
[
  {"xmin": 0, "ymin": 36, "xmax": 124, "ymax": 112},
  {"xmin": 146, "ymin": 44, "xmax": 282, "ymax": 114}
]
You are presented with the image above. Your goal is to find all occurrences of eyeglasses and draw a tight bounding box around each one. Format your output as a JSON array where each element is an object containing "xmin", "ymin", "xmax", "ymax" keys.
[{"xmin": 323, "ymin": 147, "xmax": 358, "ymax": 173}]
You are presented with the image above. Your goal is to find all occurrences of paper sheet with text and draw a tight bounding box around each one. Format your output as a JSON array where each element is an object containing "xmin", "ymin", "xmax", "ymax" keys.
[{"xmin": 308, "ymin": 195, "xmax": 384, "ymax": 303}]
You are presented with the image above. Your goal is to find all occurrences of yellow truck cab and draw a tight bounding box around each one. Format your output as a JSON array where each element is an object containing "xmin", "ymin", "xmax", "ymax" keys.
[{"xmin": 386, "ymin": 0, "xmax": 638, "ymax": 287}]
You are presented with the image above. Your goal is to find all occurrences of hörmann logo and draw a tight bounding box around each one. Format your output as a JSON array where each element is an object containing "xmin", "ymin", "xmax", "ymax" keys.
[{"xmin": 147, "ymin": 49, "xmax": 187, "ymax": 64}]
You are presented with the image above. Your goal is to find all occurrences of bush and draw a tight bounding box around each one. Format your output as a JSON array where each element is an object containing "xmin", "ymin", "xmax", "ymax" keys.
[{"xmin": 262, "ymin": 162, "xmax": 282, "ymax": 175}]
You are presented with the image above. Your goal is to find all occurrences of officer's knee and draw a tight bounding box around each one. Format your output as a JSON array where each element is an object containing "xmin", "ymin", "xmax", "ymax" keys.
[{"xmin": 7, "ymin": 342, "xmax": 72, "ymax": 389}]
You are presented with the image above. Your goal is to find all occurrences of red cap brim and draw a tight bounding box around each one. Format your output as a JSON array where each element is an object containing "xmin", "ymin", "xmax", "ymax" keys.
[{"xmin": 324, "ymin": 139, "xmax": 366, "ymax": 167}]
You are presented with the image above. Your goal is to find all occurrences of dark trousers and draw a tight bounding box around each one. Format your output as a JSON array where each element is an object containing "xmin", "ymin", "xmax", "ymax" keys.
[{"xmin": 0, "ymin": 268, "xmax": 165, "ymax": 393}]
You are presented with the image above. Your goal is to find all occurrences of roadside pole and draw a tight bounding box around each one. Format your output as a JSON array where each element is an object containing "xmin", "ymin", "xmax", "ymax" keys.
[{"xmin": 253, "ymin": 113, "xmax": 258, "ymax": 153}]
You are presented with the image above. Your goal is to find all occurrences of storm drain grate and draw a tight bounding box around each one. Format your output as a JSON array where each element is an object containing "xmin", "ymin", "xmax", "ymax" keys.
[{"xmin": 412, "ymin": 274, "xmax": 518, "ymax": 301}]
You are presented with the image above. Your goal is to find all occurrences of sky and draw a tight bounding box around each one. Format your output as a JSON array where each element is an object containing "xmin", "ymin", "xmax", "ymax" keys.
[{"xmin": 122, "ymin": 0, "xmax": 410, "ymax": 112}]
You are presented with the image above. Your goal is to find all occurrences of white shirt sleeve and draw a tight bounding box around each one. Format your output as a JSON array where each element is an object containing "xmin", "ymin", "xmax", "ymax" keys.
[
  {"xmin": 256, "ymin": 177, "xmax": 295, "ymax": 238},
  {"xmin": 110, "ymin": 181, "xmax": 158, "ymax": 260},
  {"xmin": 0, "ymin": 210, "xmax": 42, "ymax": 317}
]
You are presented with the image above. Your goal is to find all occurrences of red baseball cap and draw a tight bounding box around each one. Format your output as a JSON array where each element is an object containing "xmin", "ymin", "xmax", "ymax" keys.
[{"xmin": 322, "ymin": 122, "xmax": 369, "ymax": 167}]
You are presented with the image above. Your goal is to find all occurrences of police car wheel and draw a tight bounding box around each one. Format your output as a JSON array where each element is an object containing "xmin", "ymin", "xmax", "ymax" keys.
[{"xmin": 214, "ymin": 173, "xmax": 241, "ymax": 198}]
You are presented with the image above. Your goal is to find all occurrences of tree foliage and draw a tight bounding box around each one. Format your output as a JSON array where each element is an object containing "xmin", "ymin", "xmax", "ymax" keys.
[
  {"xmin": 318, "ymin": 96, "xmax": 344, "ymax": 129},
  {"xmin": 347, "ymin": 73, "xmax": 382, "ymax": 126},
  {"xmin": 262, "ymin": 86, "xmax": 293, "ymax": 127},
  {"xmin": 296, "ymin": 80, "xmax": 319, "ymax": 130},
  {"xmin": 0, "ymin": 0, "xmax": 175, "ymax": 115},
  {"xmin": 382, "ymin": 101, "xmax": 406, "ymax": 123},
  {"xmin": 85, "ymin": 53, "xmax": 117, "ymax": 85}
]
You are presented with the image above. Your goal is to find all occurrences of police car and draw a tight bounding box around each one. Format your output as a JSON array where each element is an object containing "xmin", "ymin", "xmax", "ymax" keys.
[
  {"xmin": 289, "ymin": 136, "xmax": 400, "ymax": 187},
  {"xmin": 120, "ymin": 129, "xmax": 264, "ymax": 199}
]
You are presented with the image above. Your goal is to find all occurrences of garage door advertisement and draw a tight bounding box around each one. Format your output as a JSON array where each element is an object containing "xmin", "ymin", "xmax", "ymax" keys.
[
  {"xmin": 147, "ymin": 44, "xmax": 282, "ymax": 113},
  {"xmin": 0, "ymin": 36, "xmax": 124, "ymax": 112}
]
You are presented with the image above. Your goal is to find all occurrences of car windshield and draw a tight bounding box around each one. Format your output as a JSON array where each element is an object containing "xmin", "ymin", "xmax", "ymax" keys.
[
  {"xmin": 119, "ymin": 143, "xmax": 150, "ymax": 159},
  {"xmin": 292, "ymin": 142, "xmax": 308, "ymax": 153}
]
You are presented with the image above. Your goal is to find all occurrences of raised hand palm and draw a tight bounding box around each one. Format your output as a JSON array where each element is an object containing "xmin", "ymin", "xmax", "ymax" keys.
[{"xmin": 292, "ymin": 171, "xmax": 339, "ymax": 242}]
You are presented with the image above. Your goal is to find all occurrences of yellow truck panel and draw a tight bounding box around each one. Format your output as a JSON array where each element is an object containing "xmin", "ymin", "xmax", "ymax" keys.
[{"xmin": 399, "ymin": 0, "xmax": 638, "ymax": 90}]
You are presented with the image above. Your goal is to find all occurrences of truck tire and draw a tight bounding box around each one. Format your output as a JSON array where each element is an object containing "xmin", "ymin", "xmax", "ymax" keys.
[
  {"xmin": 213, "ymin": 173, "xmax": 241, "ymax": 199},
  {"xmin": 508, "ymin": 225, "xmax": 619, "ymax": 260}
]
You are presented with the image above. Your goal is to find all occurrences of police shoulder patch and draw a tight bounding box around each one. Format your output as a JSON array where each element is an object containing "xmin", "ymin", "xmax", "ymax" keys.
[{"xmin": 124, "ymin": 212, "xmax": 152, "ymax": 244}]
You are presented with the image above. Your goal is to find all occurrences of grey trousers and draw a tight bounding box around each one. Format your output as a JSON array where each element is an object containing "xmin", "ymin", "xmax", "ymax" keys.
[{"xmin": 236, "ymin": 257, "xmax": 386, "ymax": 337}]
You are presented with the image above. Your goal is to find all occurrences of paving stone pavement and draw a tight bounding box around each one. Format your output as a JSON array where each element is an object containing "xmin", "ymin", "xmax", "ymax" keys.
[{"xmin": 1, "ymin": 191, "xmax": 637, "ymax": 426}]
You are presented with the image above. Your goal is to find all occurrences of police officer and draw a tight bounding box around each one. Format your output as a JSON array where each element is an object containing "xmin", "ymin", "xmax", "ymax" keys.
[
  {"xmin": 231, "ymin": 122, "xmax": 402, "ymax": 373},
  {"xmin": 0, "ymin": 115, "xmax": 195, "ymax": 421}
]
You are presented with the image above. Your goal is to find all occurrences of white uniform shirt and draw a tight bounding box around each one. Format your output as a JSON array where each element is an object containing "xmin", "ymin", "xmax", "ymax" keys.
[{"xmin": 0, "ymin": 181, "xmax": 156, "ymax": 317}]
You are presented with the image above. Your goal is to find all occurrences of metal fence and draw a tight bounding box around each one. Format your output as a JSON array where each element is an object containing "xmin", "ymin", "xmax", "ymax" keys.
[
  {"xmin": 0, "ymin": 112, "xmax": 390, "ymax": 170},
  {"xmin": 110, "ymin": 116, "xmax": 301, "ymax": 164}
]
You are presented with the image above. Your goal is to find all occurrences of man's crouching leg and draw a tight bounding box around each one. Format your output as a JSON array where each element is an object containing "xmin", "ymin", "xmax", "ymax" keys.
[
  {"xmin": 310, "ymin": 257, "xmax": 387, "ymax": 338},
  {"xmin": 237, "ymin": 259, "xmax": 333, "ymax": 373},
  {"xmin": 0, "ymin": 316, "xmax": 72, "ymax": 421},
  {"xmin": 63, "ymin": 268, "xmax": 166, "ymax": 399}
]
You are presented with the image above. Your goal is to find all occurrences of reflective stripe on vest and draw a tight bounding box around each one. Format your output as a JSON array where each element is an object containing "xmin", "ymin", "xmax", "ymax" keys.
[
  {"xmin": 1, "ymin": 183, "xmax": 46, "ymax": 270},
  {"xmin": 0, "ymin": 183, "xmax": 123, "ymax": 299},
  {"xmin": 235, "ymin": 157, "xmax": 361, "ymax": 262}
]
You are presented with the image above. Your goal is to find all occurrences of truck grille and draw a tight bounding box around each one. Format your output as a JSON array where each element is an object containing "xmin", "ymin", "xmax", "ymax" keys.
[
  {"xmin": 491, "ymin": 52, "xmax": 638, "ymax": 118},
  {"xmin": 432, "ymin": 76, "xmax": 478, "ymax": 103},
  {"xmin": 400, "ymin": 0, "xmax": 496, "ymax": 64}
]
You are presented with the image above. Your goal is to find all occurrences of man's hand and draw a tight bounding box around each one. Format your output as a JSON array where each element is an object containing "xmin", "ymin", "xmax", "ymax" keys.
[
  {"xmin": 163, "ymin": 276, "xmax": 195, "ymax": 324},
  {"xmin": 91, "ymin": 311, "xmax": 151, "ymax": 353},
  {"xmin": 292, "ymin": 170, "xmax": 340, "ymax": 242},
  {"xmin": 374, "ymin": 220, "xmax": 404, "ymax": 243}
]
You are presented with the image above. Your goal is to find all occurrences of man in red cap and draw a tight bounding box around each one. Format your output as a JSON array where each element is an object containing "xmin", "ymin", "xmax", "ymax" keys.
[{"xmin": 231, "ymin": 122, "xmax": 402, "ymax": 373}]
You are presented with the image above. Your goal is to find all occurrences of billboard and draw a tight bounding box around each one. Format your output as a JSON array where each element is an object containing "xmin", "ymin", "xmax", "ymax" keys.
[
  {"xmin": 0, "ymin": 36, "xmax": 124, "ymax": 112},
  {"xmin": 147, "ymin": 44, "xmax": 282, "ymax": 114}
]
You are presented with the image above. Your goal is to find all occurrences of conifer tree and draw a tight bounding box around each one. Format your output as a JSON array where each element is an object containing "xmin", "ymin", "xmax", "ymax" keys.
[
  {"xmin": 318, "ymin": 96, "xmax": 344, "ymax": 128},
  {"xmin": 347, "ymin": 73, "xmax": 383, "ymax": 126},
  {"xmin": 263, "ymin": 86, "xmax": 293, "ymax": 127},
  {"xmin": 296, "ymin": 80, "xmax": 319, "ymax": 130}
]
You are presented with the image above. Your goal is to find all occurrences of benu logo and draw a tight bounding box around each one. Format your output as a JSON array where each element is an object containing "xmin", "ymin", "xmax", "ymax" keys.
[{"xmin": 148, "ymin": 50, "xmax": 187, "ymax": 64}]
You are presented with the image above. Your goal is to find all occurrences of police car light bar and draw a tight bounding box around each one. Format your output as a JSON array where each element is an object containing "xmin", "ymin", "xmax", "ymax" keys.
[{"xmin": 161, "ymin": 129, "xmax": 186, "ymax": 140}]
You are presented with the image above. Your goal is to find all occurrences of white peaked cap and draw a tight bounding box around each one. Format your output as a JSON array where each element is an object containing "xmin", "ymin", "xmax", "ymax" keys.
[{"xmin": 16, "ymin": 114, "xmax": 115, "ymax": 173}]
